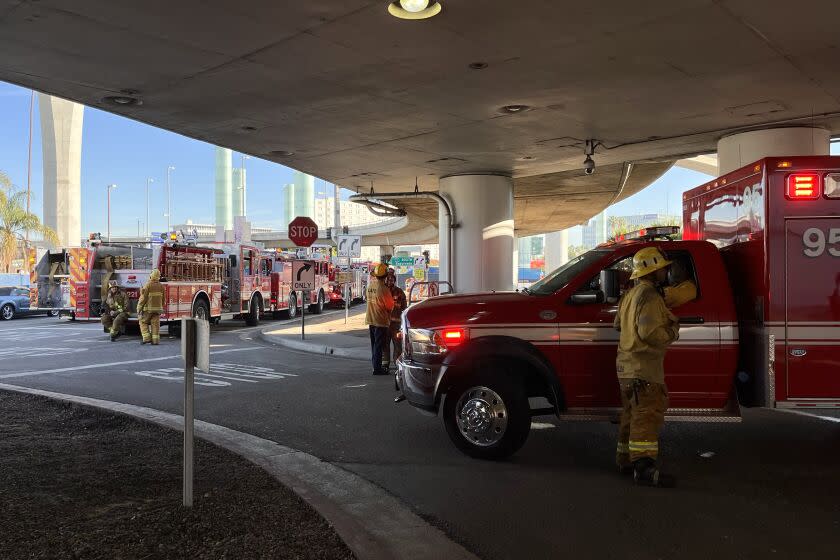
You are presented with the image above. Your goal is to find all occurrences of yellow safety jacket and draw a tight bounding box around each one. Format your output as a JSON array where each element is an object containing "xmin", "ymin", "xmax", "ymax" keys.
[
  {"xmin": 664, "ymin": 280, "xmax": 697, "ymax": 309},
  {"xmin": 364, "ymin": 278, "xmax": 394, "ymax": 328},
  {"xmin": 138, "ymin": 280, "xmax": 165, "ymax": 313},
  {"xmin": 614, "ymin": 279, "xmax": 680, "ymax": 384}
]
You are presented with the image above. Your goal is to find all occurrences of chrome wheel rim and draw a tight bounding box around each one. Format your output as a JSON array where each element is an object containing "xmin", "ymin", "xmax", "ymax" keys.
[
  {"xmin": 455, "ymin": 386, "xmax": 508, "ymax": 447},
  {"xmin": 2, "ymin": 306, "xmax": 13, "ymax": 320}
]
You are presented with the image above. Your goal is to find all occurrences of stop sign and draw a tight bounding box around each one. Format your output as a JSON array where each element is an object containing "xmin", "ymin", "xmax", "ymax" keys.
[{"xmin": 288, "ymin": 216, "xmax": 318, "ymax": 247}]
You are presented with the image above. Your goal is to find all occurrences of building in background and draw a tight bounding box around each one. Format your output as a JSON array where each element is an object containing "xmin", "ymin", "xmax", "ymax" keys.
[
  {"xmin": 173, "ymin": 220, "xmax": 271, "ymax": 237},
  {"xmin": 39, "ymin": 93, "xmax": 84, "ymax": 247},
  {"xmin": 581, "ymin": 211, "xmax": 607, "ymax": 249},
  {"xmin": 313, "ymin": 197, "xmax": 388, "ymax": 230}
]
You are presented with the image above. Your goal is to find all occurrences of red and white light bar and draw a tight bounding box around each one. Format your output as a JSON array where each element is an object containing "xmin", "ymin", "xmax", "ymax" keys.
[{"xmin": 611, "ymin": 226, "xmax": 680, "ymax": 243}]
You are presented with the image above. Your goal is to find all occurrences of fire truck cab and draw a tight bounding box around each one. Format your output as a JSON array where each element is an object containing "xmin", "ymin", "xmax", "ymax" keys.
[{"xmin": 397, "ymin": 156, "xmax": 840, "ymax": 460}]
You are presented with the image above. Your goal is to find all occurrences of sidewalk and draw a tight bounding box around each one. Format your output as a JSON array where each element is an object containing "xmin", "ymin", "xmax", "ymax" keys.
[{"xmin": 259, "ymin": 308, "xmax": 371, "ymax": 360}]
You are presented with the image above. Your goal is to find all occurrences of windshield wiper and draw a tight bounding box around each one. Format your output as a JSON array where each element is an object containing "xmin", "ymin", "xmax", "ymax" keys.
[{"xmin": 521, "ymin": 287, "xmax": 531, "ymax": 295}]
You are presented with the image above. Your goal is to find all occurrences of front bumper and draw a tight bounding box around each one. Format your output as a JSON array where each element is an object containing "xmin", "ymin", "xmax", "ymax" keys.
[{"xmin": 396, "ymin": 357, "xmax": 446, "ymax": 413}]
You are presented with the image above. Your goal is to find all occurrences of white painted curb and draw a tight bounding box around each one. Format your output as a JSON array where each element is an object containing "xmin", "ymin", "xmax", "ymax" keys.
[
  {"xmin": 0, "ymin": 383, "xmax": 477, "ymax": 560},
  {"xmin": 258, "ymin": 328, "xmax": 369, "ymax": 361}
]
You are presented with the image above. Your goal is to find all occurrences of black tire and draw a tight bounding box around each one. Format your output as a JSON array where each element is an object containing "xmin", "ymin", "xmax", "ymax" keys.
[
  {"xmin": 310, "ymin": 290, "xmax": 325, "ymax": 314},
  {"xmin": 287, "ymin": 293, "xmax": 298, "ymax": 319},
  {"xmin": 192, "ymin": 298, "xmax": 210, "ymax": 322},
  {"xmin": 47, "ymin": 309, "xmax": 59, "ymax": 317},
  {"xmin": 244, "ymin": 296, "xmax": 260, "ymax": 326},
  {"xmin": 1, "ymin": 304, "xmax": 15, "ymax": 321},
  {"xmin": 442, "ymin": 370, "xmax": 531, "ymax": 460}
]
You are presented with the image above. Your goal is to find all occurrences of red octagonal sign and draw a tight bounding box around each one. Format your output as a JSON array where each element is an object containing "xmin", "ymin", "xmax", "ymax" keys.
[{"xmin": 288, "ymin": 216, "xmax": 318, "ymax": 247}]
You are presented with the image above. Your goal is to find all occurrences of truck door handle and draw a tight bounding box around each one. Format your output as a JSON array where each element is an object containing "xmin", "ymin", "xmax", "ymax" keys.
[{"xmin": 678, "ymin": 316, "xmax": 704, "ymax": 324}]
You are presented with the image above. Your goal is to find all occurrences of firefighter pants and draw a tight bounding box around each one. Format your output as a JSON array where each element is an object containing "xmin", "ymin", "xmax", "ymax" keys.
[
  {"xmin": 616, "ymin": 379, "xmax": 669, "ymax": 467},
  {"xmin": 139, "ymin": 312, "xmax": 161, "ymax": 344},
  {"xmin": 101, "ymin": 312, "xmax": 128, "ymax": 336}
]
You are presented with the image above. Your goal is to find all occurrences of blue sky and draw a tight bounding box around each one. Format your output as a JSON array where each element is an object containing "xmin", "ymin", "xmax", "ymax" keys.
[{"xmin": 5, "ymin": 79, "xmax": 830, "ymax": 242}]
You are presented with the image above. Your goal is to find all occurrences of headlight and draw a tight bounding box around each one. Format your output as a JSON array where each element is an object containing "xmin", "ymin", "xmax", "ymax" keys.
[{"xmin": 407, "ymin": 327, "xmax": 467, "ymax": 359}]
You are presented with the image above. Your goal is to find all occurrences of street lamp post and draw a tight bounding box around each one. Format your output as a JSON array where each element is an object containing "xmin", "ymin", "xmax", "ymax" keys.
[
  {"xmin": 107, "ymin": 184, "xmax": 118, "ymax": 241},
  {"xmin": 166, "ymin": 165, "xmax": 175, "ymax": 233},
  {"xmin": 145, "ymin": 178, "xmax": 154, "ymax": 237},
  {"xmin": 137, "ymin": 218, "xmax": 141, "ymax": 237}
]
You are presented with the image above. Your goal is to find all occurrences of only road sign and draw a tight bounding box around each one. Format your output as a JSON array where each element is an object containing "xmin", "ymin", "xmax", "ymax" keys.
[
  {"xmin": 292, "ymin": 260, "xmax": 315, "ymax": 291},
  {"xmin": 336, "ymin": 234, "xmax": 362, "ymax": 258},
  {"xmin": 288, "ymin": 216, "xmax": 318, "ymax": 247}
]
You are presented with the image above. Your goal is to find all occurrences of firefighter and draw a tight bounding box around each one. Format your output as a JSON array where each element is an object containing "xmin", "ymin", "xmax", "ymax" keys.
[
  {"xmin": 614, "ymin": 247, "xmax": 680, "ymax": 487},
  {"xmin": 383, "ymin": 268, "xmax": 407, "ymax": 370},
  {"xmin": 365, "ymin": 263, "xmax": 394, "ymax": 376},
  {"xmin": 101, "ymin": 280, "xmax": 129, "ymax": 341},
  {"xmin": 663, "ymin": 258, "xmax": 697, "ymax": 308},
  {"xmin": 137, "ymin": 269, "xmax": 165, "ymax": 345}
]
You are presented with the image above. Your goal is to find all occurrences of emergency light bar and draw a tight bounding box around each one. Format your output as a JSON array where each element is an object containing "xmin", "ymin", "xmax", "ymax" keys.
[
  {"xmin": 611, "ymin": 226, "xmax": 680, "ymax": 243},
  {"xmin": 786, "ymin": 173, "xmax": 821, "ymax": 200}
]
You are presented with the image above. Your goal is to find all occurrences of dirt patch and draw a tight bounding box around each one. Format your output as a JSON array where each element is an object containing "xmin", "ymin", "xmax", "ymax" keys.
[{"xmin": 0, "ymin": 391, "xmax": 354, "ymax": 560}]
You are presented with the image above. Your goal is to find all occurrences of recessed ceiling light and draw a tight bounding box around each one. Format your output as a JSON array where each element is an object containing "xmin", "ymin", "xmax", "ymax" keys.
[
  {"xmin": 268, "ymin": 150, "xmax": 295, "ymax": 157},
  {"xmin": 499, "ymin": 104, "xmax": 530, "ymax": 114},
  {"xmin": 103, "ymin": 95, "xmax": 142, "ymax": 107},
  {"xmin": 469, "ymin": 62, "xmax": 488, "ymax": 70},
  {"xmin": 388, "ymin": 0, "xmax": 442, "ymax": 20}
]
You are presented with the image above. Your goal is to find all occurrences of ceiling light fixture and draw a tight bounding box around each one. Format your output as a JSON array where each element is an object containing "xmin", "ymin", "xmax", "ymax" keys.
[
  {"xmin": 388, "ymin": 0, "xmax": 442, "ymax": 20},
  {"xmin": 102, "ymin": 95, "xmax": 142, "ymax": 107},
  {"xmin": 499, "ymin": 104, "xmax": 530, "ymax": 114},
  {"xmin": 268, "ymin": 150, "xmax": 295, "ymax": 157}
]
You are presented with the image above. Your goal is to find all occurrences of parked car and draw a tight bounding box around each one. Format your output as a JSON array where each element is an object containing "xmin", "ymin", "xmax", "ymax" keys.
[{"xmin": 0, "ymin": 286, "xmax": 42, "ymax": 320}]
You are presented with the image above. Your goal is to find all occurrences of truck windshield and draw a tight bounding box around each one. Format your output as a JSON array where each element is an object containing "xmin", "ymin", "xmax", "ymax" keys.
[{"xmin": 527, "ymin": 250, "xmax": 608, "ymax": 295}]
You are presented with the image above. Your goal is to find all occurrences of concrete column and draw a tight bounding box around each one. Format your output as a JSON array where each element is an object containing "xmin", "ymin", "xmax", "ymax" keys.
[
  {"xmin": 512, "ymin": 237, "xmax": 520, "ymax": 288},
  {"xmin": 39, "ymin": 94, "xmax": 83, "ymax": 247},
  {"xmin": 439, "ymin": 174, "xmax": 514, "ymax": 293},
  {"xmin": 544, "ymin": 229, "xmax": 569, "ymax": 272},
  {"xmin": 717, "ymin": 127, "xmax": 830, "ymax": 175},
  {"xmin": 214, "ymin": 147, "xmax": 233, "ymax": 230}
]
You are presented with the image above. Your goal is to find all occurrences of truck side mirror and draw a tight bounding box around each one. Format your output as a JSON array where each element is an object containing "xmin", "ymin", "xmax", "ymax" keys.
[{"xmin": 600, "ymin": 269, "xmax": 621, "ymax": 303}]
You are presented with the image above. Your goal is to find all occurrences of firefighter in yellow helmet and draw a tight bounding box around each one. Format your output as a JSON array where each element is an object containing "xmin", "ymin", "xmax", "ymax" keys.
[
  {"xmin": 613, "ymin": 246, "xmax": 680, "ymax": 487},
  {"xmin": 101, "ymin": 280, "xmax": 129, "ymax": 341},
  {"xmin": 365, "ymin": 263, "xmax": 394, "ymax": 375},
  {"xmin": 137, "ymin": 269, "xmax": 165, "ymax": 345}
]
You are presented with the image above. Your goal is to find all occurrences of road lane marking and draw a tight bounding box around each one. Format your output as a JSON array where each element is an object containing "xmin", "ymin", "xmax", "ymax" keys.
[
  {"xmin": 0, "ymin": 347, "xmax": 88, "ymax": 358},
  {"xmin": 0, "ymin": 347, "xmax": 255, "ymax": 379},
  {"xmin": 344, "ymin": 383, "xmax": 368, "ymax": 388},
  {"xmin": 133, "ymin": 363, "xmax": 297, "ymax": 387}
]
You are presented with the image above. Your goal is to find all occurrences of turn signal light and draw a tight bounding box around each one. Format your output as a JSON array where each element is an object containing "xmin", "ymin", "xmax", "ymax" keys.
[
  {"xmin": 786, "ymin": 173, "xmax": 820, "ymax": 200},
  {"xmin": 440, "ymin": 328, "xmax": 466, "ymax": 345}
]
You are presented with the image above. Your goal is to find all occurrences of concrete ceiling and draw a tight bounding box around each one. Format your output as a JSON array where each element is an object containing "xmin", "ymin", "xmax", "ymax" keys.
[{"xmin": 3, "ymin": 0, "xmax": 840, "ymax": 234}]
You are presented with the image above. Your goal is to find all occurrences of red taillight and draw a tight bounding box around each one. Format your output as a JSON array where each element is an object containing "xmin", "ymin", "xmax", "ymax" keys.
[
  {"xmin": 786, "ymin": 173, "xmax": 820, "ymax": 200},
  {"xmin": 441, "ymin": 328, "xmax": 466, "ymax": 345}
]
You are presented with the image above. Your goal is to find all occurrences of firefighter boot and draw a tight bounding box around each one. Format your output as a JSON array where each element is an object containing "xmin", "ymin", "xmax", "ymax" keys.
[{"xmin": 633, "ymin": 457, "xmax": 676, "ymax": 488}]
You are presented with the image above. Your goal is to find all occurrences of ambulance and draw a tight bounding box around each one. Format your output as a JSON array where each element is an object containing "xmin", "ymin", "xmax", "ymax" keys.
[{"xmin": 396, "ymin": 156, "xmax": 840, "ymax": 459}]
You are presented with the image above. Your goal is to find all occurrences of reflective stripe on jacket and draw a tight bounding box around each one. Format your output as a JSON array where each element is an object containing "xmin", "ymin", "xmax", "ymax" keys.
[
  {"xmin": 365, "ymin": 278, "xmax": 394, "ymax": 328},
  {"xmin": 138, "ymin": 280, "xmax": 165, "ymax": 313},
  {"xmin": 614, "ymin": 279, "xmax": 679, "ymax": 384},
  {"xmin": 105, "ymin": 291, "xmax": 128, "ymax": 313}
]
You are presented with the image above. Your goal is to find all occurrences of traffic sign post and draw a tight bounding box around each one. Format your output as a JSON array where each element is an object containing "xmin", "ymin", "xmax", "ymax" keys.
[
  {"xmin": 288, "ymin": 216, "xmax": 318, "ymax": 247},
  {"xmin": 292, "ymin": 260, "xmax": 315, "ymax": 340},
  {"xmin": 336, "ymin": 234, "xmax": 362, "ymax": 258}
]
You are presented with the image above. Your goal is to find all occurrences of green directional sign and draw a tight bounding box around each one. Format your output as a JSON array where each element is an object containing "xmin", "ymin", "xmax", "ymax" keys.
[{"xmin": 390, "ymin": 256, "xmax": 415, "ymax": 266}]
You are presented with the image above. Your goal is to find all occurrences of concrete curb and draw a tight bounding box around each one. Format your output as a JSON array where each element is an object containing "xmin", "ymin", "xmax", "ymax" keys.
[
  {"xmin": 0, "ymin": 383, "xmax": 478, "ymax": 560},
  {"xmin": 258, "ymin": 328, "xmax": 369, "ymax": 361}
]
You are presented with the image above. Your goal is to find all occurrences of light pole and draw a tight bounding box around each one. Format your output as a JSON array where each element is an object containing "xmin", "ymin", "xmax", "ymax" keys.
[
  {"xmin": 166, "ymin": 165, "xmax": 175, "ymax": 233},
  {"xmin": 145, "ymin": 177, "xmax": 154, "ymax": 237},
  {"xmin": 137, "ymin": 218, "xmax": 141, "ymax": 237},
  {"xmin": 107, "ymin": 184, "xmax": 118, "ymax": 241},
  {"xmin": 239, "ymin": 154, "xmax": 250, "ymax": 217}
]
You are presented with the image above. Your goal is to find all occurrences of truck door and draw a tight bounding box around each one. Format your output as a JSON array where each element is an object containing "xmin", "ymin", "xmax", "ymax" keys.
[{"xmin": 785, "ymin": 218, "xmax": 840, "ymax": 399}]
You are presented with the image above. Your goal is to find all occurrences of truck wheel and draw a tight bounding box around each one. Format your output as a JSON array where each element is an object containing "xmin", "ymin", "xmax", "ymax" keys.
[
  {"xmin": 1, "ymin": 304, "xmax": 14, "ymax": 320},
  {"xmin": 244, "ymin": 297, "xmax": 260, "ymax": 326},
  {"xmin": 310, "ymin": 290, "xmax": 325, "ymax": 314},
  {"xmin": 47, "ymin": 309, "xmax": 59, "ymax": 317},
  {"xmin": 287, "ymin": 294, "xmax": 298, "ymax": 319},
  {"xmin": 443, "ymin": 372, "xmax": 530, "ymax": 460},
  {"xmin": 192, "ymin": 299, "xmax": 210, "ymax": 322}
]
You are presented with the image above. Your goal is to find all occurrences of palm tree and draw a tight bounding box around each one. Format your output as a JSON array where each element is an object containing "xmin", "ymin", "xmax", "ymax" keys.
[{"xmin": 0, "ymin": 171, "xmax": 59, "ymax": 272}]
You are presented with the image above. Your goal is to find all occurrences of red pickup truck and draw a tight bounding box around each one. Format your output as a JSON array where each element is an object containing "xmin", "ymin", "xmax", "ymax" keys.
[{"xmin": 397, "ymin": 156, "xmax": 840, "ymax": 459}]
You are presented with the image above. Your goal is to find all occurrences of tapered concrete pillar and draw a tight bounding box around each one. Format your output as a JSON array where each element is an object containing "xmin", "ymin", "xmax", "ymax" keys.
[
  {"xmin": 544, "ymin": 229, "xmax": 569, "ymax": 272},
  {"xmin": 215, "ymin": 147, "xmax": 233, "ymax": 230},
  {"xmin": 39, "ymin": 94, "xmax": 83, "ymax": 247},
  {"xmin": 439, "ymin": 174, "xmax": 514, "ymax": 293},
  {"xmin": 717, "ymin": 127, "xmax": 829, "ymax": 175}
]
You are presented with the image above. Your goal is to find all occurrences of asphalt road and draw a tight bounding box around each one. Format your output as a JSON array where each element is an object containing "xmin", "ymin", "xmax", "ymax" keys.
[{"xmin": 2, "ymin": 313, "xmax": 839, "ymax": 560}]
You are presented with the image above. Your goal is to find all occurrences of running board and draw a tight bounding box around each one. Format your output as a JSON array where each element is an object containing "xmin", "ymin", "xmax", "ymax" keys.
[
  {"xmin": 776, "ymin": 399, "xmax": 840, "ymax": 409},
  {"xmin": 542, "ymin": 396, "xmax": 742, "ymax": 423}
]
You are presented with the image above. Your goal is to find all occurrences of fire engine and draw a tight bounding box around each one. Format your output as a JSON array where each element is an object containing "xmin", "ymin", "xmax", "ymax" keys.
[
  {"xmin": 396, "ymin": 156, "xmax": 840, "ymax": 459},
  {"xmin": 327, "ymin": 266, "xmax": 368, "ymax": 307},
  {"xmin": 27, "ymin": 247, "xmax": 71, "ymax": 316},
  {"xmin": 265, "ymin": 253, "xmax": 331, "ymax": 318}
]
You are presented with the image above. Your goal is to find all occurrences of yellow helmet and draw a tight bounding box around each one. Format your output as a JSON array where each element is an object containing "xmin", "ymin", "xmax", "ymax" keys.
[
  {"xmin": 372, "ymin": 263, "xmax": 388, "ymax": 278},
  {"xmin": 630, "ymin": 247, "xmax": 672, "ymax": 280},
  {"xmin": 149, "ymin": 269, "xmax": 161, "ymax": 281}
]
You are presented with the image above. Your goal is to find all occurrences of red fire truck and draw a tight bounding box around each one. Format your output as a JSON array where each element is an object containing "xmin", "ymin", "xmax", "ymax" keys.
[
  {"xmin": 266, "ymin": 253, "xmax": 331, "ymax": 318},
  {"xmin": 396, "ymin": 156, "xmax": 840, "ymax": 459}
]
